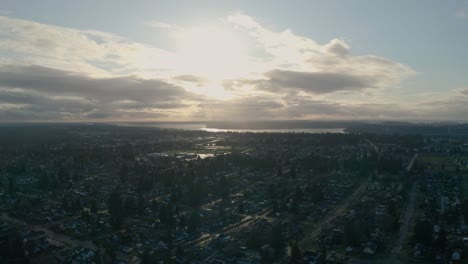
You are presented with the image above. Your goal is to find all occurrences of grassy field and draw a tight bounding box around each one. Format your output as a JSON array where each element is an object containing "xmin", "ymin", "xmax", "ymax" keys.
[
  {"xmin": 419, "ymin": 154, "xmax": 468, "ymax": 198},
  {"xmin": 419, "ymin": 155, "xmax": 451, "ymax": 164},
  {"xmin": 419, "ymin": 154, "xmax": 468, "ymax": 172},
  {"xmin": 165, "ymin": 146, "xmax": 233, "ymax": 155}
]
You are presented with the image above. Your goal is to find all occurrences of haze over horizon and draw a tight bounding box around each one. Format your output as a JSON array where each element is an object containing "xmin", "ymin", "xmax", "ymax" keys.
[{"xmin": 1, "ymin": 1, "xmax": 468, "ymax": 122}]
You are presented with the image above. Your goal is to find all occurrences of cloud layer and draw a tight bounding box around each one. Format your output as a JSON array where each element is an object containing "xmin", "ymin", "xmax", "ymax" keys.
[
  {"xmin": 0, "ymin": 65, "xmax": 198, "ymax": 120},
  {"xmin": 1, "ymin": 13, "xmax": 460, "ymax": 121}
]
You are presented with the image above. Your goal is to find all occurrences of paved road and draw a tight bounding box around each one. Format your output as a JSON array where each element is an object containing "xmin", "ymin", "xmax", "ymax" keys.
[
  {"xmin": 406, "ymin": 153, "xmax": 419, "ymax": 172},
  {"xmin": 184, "ymin": 173, "xmax": 329, "ymax": 248},
  {"xmin": 300, "ymin": 178, "xmax": 370, "ymax": 251},
  {"xmin": 384, "ymin": 180, "xmax": 418, "ymax": 264},
  {"xmin": 1, "ymin": 213, "xmax": 139, "ymax": 263},
  {"xmin": 365, "ymin": 138, "xmax": 379, "ymax": 154},
  {"xmin": 1, "ymin": 213, "xmax": 97, "ymax": 250}
]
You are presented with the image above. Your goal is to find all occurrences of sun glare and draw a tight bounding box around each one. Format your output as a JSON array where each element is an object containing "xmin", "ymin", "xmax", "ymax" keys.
[
  {"xmin": 177, "ymin": 27, "xmax": 246, "ymax": 78},
  {"xmin": 174, "ymin": 27, "xmax": 250, "ymax": 99}
]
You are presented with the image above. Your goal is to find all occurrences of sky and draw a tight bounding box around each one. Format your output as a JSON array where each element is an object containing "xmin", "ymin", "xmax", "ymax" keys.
[{"xmin": 0, "ymin": 0, "xmax": 467, "ymax": 122}]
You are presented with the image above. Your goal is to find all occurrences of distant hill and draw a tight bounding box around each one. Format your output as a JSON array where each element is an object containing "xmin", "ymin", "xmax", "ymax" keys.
[
  {"xmin": 345, "ymin": 123, "xmax": 468, "ymax": 136},
  {"xmin": 205, "ymin": 121, "xmax": 354, "ymax": 129},
  {"xmin": 206, "ymin": 120, "xmax": 468, "ymax": 136}
]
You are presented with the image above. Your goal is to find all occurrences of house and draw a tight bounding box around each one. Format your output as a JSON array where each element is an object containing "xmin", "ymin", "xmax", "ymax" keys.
[
  {"xmin": 362, "ymin": 242, "xmax": 376, "ymax": 255},
  {"xmin": 452, "ymin": 250, "xmax": 461, "ymax": 262}
]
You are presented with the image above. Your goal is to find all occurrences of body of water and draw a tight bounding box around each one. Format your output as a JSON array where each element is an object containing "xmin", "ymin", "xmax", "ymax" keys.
[
  {"xmin": 201, "ymin": 127, "xmax": 345, "ymax": 133},
  {"xmin": 115, "ymin": 122, "xmax": 345, "ymax": 133}
]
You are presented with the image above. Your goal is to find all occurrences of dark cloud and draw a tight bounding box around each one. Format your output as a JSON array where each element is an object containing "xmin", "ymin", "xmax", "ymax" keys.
[
  {"xmin": 323, "ymin": 39, "xmax": 351, "ymax": 57},
  {"xmin": 198, "ymin": 97, "xmax": 283, "ymax": 120},
  {"xmin": 173, "ymin": 75, "xmax": 207, "ymax": 85},
  {"xmin": 0, "ymin": 65, "xmax": 192, "ymax": 103},
  {"xmin": 281, "ymin": 98, "xmax": 409, "ymax": 119},
  {"xmin": 459, "ymin": 88, "xmax": 468, "ymax": 97},
  {"xmin": 417, "ymin": 96, "xmax": 468, "ymax": 121},
  {"xmin": 195, "ymin": 94, "xmax": 413, "ymax": 121},
  {"xmin": 0, "ymin": 64, "xmax": 198, "ymax": 120},
  {"xmin": 226, "ymin": 69, "xmax": 376, "ymax": 94}
]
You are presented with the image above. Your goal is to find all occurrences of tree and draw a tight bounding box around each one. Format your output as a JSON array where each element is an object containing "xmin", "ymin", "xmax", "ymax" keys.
[
  {"xmin": 289, "ymin": 165, "xmax": 297, "ymax": 179},
  {"xmin": 433, "ymin": 230, "xmax": 446, "ymax": 252},
  {"xmin": 188, "ymin": 209, "xmax": 200, "ymax": 232},
  {"xmin": 119, "ymin": 165, "xmax": 128, "ymax": 184},
  {"xmin": 271, "ymin": 224, "xmax": 286, "ymax": 256},
  {"xmin": 318, "ymin": 246, "xmax": 327, "ymax": 264},
  {"xmin": 218, "ymin": 175, "xmax": 230, "ymax": 201},
  {"xmin": 344, "ymin": 219, "xmax": 367, "ymax": 246},
  {"xmin": 141, "ymin": 250, "xmax": 153, "ymax": 264},
  {"xmin": 310, "ymin": 184, "xmax": 323, "ymax": 203},
  {"xmin": 108, "ymin": 190, "xmax": 123, "ymax": 229},
  {"xmin": 90, "ymin": 199, "xmax": 98, "ymax": 214},
  {"xmin": 159, "ymin": 203, "xmax": 175, "ymax": 227},
  {"xmin": 290, "ymin": 239, "xmax": 301, "ymax": 263},
  {"xmin": 8, "ymin": 177, "xmax": 16, "ymax": 195},
  {"xmin": 137, "ymin": 196, "xmax": 145, "ymax": 216},
  {"xmin": 238, "ymin": 202, "xmax": 245, "ymax": 215},
  {"xmin": 461, "ymin": 199, "xmax": 468, "ymax": 221},
  {"xmin": 81, "ymin": 210, "xmax": 91, "ymax": 223},
  {"xmin": 124, "ymin": 196, "xmax": 135, "ymax": 217},
  {"xmin": 276, "ymin": 167, "xmax": 283, "ymax": 177},
  {"xmin": 38, "ymin": 171, "xmax": 49, "ymax": 190},
  {"xmin": 290, "ymin": 196, "xmax": 299, "ymax": 216},
  {"xmin": 73, "ymin": 197, "xmax": 82, "ymax": 212},
  {"xmin": 413, "ymin": 219, "xmax": 432, "ymax": 246},
  {"xmin": 6, "ymin": 230, "xmax": 28, "ymax": 263}
]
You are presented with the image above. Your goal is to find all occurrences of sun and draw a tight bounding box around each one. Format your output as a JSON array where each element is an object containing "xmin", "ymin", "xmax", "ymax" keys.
[{"xmin": 176, "ymin": 27, "xmax": 247, "ymax": 80}]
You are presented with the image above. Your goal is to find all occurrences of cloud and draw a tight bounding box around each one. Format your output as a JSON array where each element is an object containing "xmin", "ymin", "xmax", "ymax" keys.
[
  {"xmin": 456, "ymin": 9, "xmax": 467, "ymax": 19},
  {"xmin": 233, "ymin": 69, "xmax": 376, "ymax": 94},
  {"xmin": 323, "ymin": 39, "xmax": 351, "ymax": 57},
  {"xmin": 459, "ymin": 88, "xmax": 468, "ymax": 96},
  {"xmin": 273, "ymin": 96, "xmax": 413, "ymax": 120},
  {"xmin": 0, "ymin": 15, "xmax": 176, "ymax": 78},
  {"xmin": 0, "ymin": 65, "xmax": 200, "ymax": 121},
  {"xmin": 197, "ymin": 96, "xmax": 283, "ymax": 120},
  {"xmin": 412, "ymin": 88, "xmax": 468, "ymax": 121},
  {"xmin": 0, "ymin": 13, "xmax": 420, "ymax": 121},
  {"xmin": 225, "ymin": 13, "xmax": 414, "ymax": 96},
  {"xmin": 144, "ymin": 20, "xmax": 179, "ymax": 30},
  {"xmin": 173, "ymin": 75, "xmax": 207, "ymax": 85},
  {"xmin": 193, "ymin": 95, "xmax": 419, "ymax": 121}
]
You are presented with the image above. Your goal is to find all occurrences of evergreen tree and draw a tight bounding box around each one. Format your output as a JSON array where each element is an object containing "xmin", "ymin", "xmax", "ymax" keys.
[
  {"xmin": 38, "ymin": 172, "xmax": 49, "ymax": 190},
  {"xmin": 271, "ymin": 223, "xmax": 286, "ymax": 256},
  {"xmin": 290, "ymin": 239, "xmax": 301, "ymax": 263},
  {"xmin": 318, "ymin": 246, "xmax": 327, "ymax": 264},
  {"xmin": 108, "ymin": 190, "xmax": 123, "ymax": 229},
  {"xmin": 90, "ymin": 199, "xmax": 98, "ymax": 214},
  {"xmin": 124, "ymin": 196, "xmax": 135, "ymax": 217},
  {"xmin": 137, "ymin": 196, "xmax": 145, "ymax": 215},
  {"xmin": 188, "ymin": 209, "xmax": 200, "ymax": 232}
]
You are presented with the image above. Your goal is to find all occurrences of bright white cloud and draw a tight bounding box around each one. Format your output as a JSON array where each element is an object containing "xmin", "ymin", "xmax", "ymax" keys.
[
  {"xmin": 0, "ymin": 13, "xmax": 429, "ymax": 121},
  {"xmin": 145, "ymin": 20, "xmax": 179, "ymax": 30}
]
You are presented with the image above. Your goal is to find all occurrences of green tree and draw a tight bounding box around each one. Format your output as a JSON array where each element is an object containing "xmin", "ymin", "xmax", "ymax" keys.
[
  {"xmin": 188, "ymin": 209, "xmax": 200, "ymax": 232},
  {"xmin": 318, "ymin": 246, "xmax": 327, "ymax": 264},
  {"xmin": 90, "ymin": 199, "xmax": 98, "ymax": 214},
  {"xmin": 108, "ymin": 190, "xmax": 123, "ymax": 229},
  {"xmin": 413, "ymin": 219, "xmax": 432, "ymax": 246},
  {"xmin": 137, "ymin": 196, "xmax": 145, "ymax": 215},
  {"xmin": 290, "ymin": 240, "xmax": 301, "ymax": 263},
  {"xmin": 6, "ymin": 230, "xmax": 28, "ymax": 263},
  {"xmin": 271, "ymin": 223, "xmax": 286, "ymax": 256},
  {"xmin": 124, "ymin": 196, "xmax": 135, "ymax": 217},
  {"xmin": 38, "ymin": 172, "xmax": 49, "ymax": 190}
]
